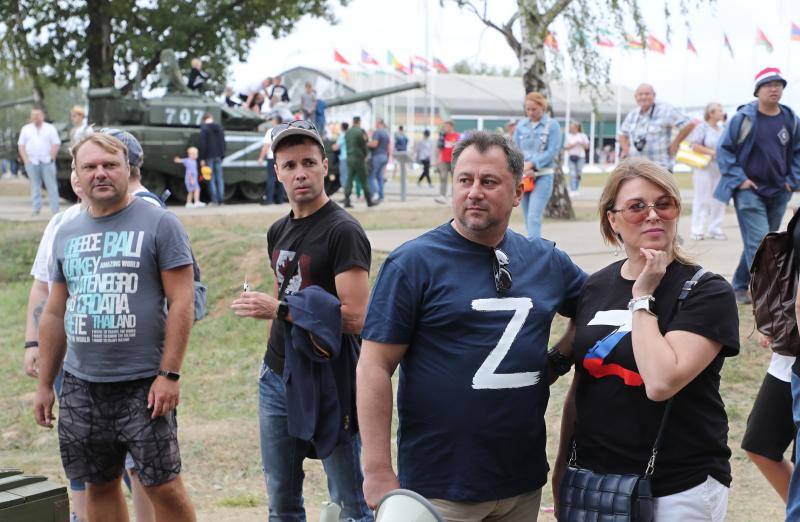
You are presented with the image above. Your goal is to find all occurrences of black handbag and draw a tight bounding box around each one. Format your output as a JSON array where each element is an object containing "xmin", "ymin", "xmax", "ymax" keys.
[
  {"xmin": 557, "ymin": 400, "xmax": 672, "ymax": 522},
  {"xmin": 558, "ymin": 267, "xmax": 707, "ymax": 522}
]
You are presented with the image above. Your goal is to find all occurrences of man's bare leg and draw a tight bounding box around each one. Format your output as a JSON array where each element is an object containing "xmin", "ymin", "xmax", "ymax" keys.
[
  {"xmin": 142, "ymin": 475, "xmax": 196, "ymax": 522},
  {"xmin": 86, "ymin": 477, "xmax": 129, "ymax": 522}
]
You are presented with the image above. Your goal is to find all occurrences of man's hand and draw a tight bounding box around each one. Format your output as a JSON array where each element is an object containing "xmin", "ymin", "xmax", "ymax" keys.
[
  {"xmin": 668, "ymin": 141, "xmax": 679, "ymax": 158},
  {"xmin": 758, "ymin": 333, "xmax": 773, "ymax": 349},
  {"xmin": 231, "ymin": 291, "xmax": 279, "ymax": 320},
  {"xmin": 257, "ymin": 157, "xmax": 265, "ymax": 166},
  {"xmin": 23, "ymin": 347, "xmax": 39, "ymax": 378},
  {"xmin": 738, "ymin": 179, "xmax": 758, "ymax": 190},
  {"xmin": 33, "ymin": 384, "xmax": 56, "ymax": 428},
  {"xmin": 363, "ymin": 468, "xmax": 400, "ymax": 509},
  {"xmin": 148, "ymin": 376, "xmax": 180, "ymax": 419}
]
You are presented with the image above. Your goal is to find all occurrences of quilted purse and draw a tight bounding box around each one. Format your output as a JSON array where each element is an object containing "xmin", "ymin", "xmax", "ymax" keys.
[
  {"xmin": 558, "ymin": 267, "xmax": 707, "ymax": 522},
  {"xmin": 557, "ymin": 401, "xmax": 670, "ymax": 522}
]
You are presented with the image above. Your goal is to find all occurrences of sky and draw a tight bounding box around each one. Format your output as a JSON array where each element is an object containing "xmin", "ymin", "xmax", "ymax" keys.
[{"xmin": 230, "ymin": 0, "xmax": 800, "ymax": 112}]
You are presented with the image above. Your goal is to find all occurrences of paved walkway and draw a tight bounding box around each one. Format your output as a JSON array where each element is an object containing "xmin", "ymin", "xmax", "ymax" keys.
[{"xmin": 3, "ymin": 174, "xmax": 796, "ymax": 280}]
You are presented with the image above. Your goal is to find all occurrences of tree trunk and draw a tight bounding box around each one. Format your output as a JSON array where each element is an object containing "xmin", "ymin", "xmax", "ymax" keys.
[
  {"xmin": 86, "ymin": 0, "xmax": 114, "ymax": 88},
  {"xmin": 516, "ymin": 1, "xmax": 574, "ymax": 220}
]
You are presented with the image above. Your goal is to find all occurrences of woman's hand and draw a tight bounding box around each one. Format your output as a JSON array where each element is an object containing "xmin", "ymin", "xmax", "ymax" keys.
[{"xmin": 632, "ymin": 248, "xmax": 669, "ymax": 298}]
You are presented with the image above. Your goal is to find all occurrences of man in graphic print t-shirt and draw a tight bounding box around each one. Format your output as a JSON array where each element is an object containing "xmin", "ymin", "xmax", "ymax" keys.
[
  {"xmin": 357, "ymin": 131, "xmax": 587, "ymax": 520},
  {"xmin": 33, "ymin": 132, "xmax": 197, "ymax": 520}
]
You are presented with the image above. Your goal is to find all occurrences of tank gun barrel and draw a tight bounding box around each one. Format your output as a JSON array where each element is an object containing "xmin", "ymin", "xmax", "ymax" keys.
[
  {"xmin": 290, "ymin": 81, "xmax": 424, "ymax": 112},
  {"xmin": 0, "ymin": 96, "xmax": 36, "ymax": 110}
]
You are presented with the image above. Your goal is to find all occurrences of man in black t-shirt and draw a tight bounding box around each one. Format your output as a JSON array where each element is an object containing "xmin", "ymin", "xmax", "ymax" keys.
[{"xmin": 231, "ymin": 121, "xmax": 373, "ymax": 521}]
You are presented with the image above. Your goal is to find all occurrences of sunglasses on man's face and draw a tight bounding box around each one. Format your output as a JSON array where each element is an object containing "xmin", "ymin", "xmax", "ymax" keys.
[
  {"xmin": 270, "ymin": 120, "xmax": 319, "ymax": 140},
  {"xmin": 610, "ymin": 196, "xmax": 679, "ymax": 224},
  {"xmin": 493, "ymin": 248, "xmax": 512, "ymax": 293}
]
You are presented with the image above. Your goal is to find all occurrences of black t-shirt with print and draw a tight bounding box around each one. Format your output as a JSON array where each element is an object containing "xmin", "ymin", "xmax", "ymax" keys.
[
  {"xmin": 264, "ymin": 200, "xmax": 371, "ymax": 374},
  {"xmin": 571, "ymin": 260, "xmax": 739, "ymax": 497}
]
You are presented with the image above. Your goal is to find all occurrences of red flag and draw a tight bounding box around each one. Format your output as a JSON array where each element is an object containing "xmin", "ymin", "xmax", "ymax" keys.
[
  {"xmin": 432, "ymin": 58, "xmax": 449, "ymax": 73},
  {"xmin": 687, "ymin": 37, "xmax": 697, "ymax": 55},
  {"xmin": 756, "ymin": 28, "xmax": 774, "ymax": 53},
  {"xmin": 646, "ymin": 35, "xmax": 665, "ymax": 54},
  {"xmin": 723, "ymin": 33, "xmax": 734, "ymax": 58},
  {"xmin": 544, "ymin": 31, "xmax": 559, "ymax": 53},
  {"xmin": 334, "ymin": 50, "xmax": 350, "ymax": 65}
]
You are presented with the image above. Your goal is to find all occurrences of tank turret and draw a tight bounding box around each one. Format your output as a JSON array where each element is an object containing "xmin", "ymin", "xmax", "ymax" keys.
[{"xmin": 50, "ymin": 51, "xmax": 424, "ymax": 203}]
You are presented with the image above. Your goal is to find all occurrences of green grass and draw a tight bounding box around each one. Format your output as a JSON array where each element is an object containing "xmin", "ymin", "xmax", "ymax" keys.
[{"xmin": 0, "ymin": 209, "xmax": 783, "ymax": 521}]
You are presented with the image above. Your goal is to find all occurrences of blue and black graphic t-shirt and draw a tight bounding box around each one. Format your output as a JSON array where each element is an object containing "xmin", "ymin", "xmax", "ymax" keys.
[
  {"xmin": 746, "ymin": 111, "xmax": 790, "ymax": 197},
  {"xmin": 362, "ymin": 222, "xmax": 586, "ymax": 502},
  {"xmin": 51, "ymin": 199, "xmax": 193, "ymax": 382},
  {"xmin": 572, "ymin": 260, "xmax": 739, "ymax": 497}
]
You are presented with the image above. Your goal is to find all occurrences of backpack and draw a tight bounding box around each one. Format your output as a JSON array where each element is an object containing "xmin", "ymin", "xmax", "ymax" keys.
[
  {"xmin": 135, "ymin": 191, "xmax": 208, "ymax": 322},
  {"xmin": 750, "ymin": 208, "xmax": 800, "ymax": 356}
]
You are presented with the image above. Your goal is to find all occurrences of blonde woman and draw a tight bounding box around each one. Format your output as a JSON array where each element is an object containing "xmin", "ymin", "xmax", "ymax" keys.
[
  {"xmin": 553, "ymin": 158, "xmax": 739, "ymax": 521},
  {"xmin": 689, "ymin": 103, "xmax": 727, "ymax": 240},
  {"xmin": 512, "ymin": 92, "xmax": 561, "ymax": 239}
]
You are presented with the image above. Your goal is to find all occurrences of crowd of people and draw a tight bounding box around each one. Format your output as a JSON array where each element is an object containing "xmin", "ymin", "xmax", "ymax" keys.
[{"xmin": 12, "ymin": 60, "xmax": 800, "ymax": 522}]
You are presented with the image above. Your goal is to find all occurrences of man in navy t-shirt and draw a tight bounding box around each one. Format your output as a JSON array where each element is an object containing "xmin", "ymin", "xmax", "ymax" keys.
[
  {"xmin": 714, "ymin": 67, "xmax": 800, "ymax": 305},
  {"xmin": 357, "ymin": 131, "xmax": 587, "ymax": 520}
]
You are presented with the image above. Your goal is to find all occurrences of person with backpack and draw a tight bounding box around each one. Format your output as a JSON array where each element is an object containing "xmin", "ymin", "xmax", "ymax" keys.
[
  {"xmin": 552, "ymin": 158, "xmax": 739, "ymax": 521},
  {"xmin": 714, "ymin": 67, "xmax": 800, "ymax": 305}
]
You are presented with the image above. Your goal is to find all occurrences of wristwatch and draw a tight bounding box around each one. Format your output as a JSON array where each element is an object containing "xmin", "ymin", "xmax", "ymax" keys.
[
  {"xmin": 158, "ymin": 370, "xmax": 181, "ymax": 381},
  {"xmin": 628, "ymin": 295, "xmax": 656, "ymax": 316},
  {"xmin": 276, "ymin": 301, "xmax": 289, "ymax": 321},
  {"xmin": 547, "ymin": 347, "xmax": 573, "ymax": 376}
]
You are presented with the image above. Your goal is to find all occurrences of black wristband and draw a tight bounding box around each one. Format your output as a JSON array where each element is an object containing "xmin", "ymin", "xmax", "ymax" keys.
[
  {"xmin": 547, "ymin": 347, "xmax": 573, "ymax": 376},
  {"xmin": 24, "ymin": 341, "xmax": 39, "ymax": 349}
]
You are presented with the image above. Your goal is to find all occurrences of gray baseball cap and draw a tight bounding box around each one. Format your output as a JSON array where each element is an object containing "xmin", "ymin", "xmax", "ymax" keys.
[
  {"xmin": 270, "ymin": 120, "xmax": 325, "ymax": 154},
  {"xmin": 101, "ymin": 127, "xmax": 144, "ymax": 167}
]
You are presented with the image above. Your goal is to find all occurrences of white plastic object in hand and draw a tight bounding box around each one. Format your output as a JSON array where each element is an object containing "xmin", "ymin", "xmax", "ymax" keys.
[
  {"xmin": 319, "ymin": 501, "xmax": 341, "ymax": 522},
  {"xmin": 375, "ymin": 489, "xmax": 444, "ymax": 522}
]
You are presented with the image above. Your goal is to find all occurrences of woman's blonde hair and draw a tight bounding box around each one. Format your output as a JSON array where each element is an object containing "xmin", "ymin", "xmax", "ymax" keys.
[
  {"xmin": 525, "ymin": 92, "xmax": 548, "ymax": 111},
  {"xmin": 703, "ymin": 102, "xmax": 722, "ymax": 122},
  {"xmin": 598, "ymin": 157, "xmax": 692, "ymax": 264}
]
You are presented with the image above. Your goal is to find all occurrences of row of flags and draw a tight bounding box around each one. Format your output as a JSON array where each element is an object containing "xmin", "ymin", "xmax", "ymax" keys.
[
  {"xmin": 333, "ymin": 49, "xmax": 449, "ymax": 75},
  {"xmin": 542, "ymin": 23, "xmax": 800, "ymax": 59}
]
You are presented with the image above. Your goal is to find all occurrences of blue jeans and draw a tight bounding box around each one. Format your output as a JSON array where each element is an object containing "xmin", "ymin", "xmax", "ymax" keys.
[
  {"xmin": 731, "ymin": 188, "xmax": 792, "ymax": 291},
  {"xmin": 787, "ymin": 372, "xmax": 800, "ymax": 519},
  {"xmin": 339, "ymin": 158, "xmax": 349, "ymax": 191},
  {"xmin": 264, "ymin": 159, "xmax": 286, "ymax": 204},
  {"xmin": 258, "ymin": 364, "xmax": 372, "ymax": 522},
  {"xmin": 207, "ymin": 157, "xmax": 224, "ymax": 204},
  {"xmin": 26, "ymin": 162, "xmax": 59, "ymax": 213},
  {"xmin": 369, "ymin": 154, "xmax": 388, "ymax": 200},
  {"xmin": 520, "ymin": 174, "xmax": 554, "ymax": 240},
  {"xmin": 568, "ymin": 157, "xmax": 584, "ymax": 192}
]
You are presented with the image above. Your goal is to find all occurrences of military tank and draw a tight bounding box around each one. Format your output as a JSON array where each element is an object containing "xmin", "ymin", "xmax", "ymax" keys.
[{"xmin": 53, "ymin": 51, "xmax": 423, "ymax": 203}]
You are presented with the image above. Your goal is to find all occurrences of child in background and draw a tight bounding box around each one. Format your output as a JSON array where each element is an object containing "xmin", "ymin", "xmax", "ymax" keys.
[{"xmin": 174, "ymin": 147, "xmax": 205, "ymax": 207}]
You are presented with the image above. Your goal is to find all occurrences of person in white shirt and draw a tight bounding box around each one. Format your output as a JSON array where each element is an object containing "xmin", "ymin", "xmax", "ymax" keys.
[
  {"xmin": 18, "ymin": 108, "xmax": 61, "ymax": 214},
  {"xmin": 564, "ymin": 121, "xmax": 590, "ymax": 195}
]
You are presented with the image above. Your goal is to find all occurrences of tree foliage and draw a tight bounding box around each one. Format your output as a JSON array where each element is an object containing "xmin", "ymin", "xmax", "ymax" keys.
[
  {"xmin": 450, "ymin": 0, "xmax": 708, "ymax": 220},
  {"xmin": 0, "ymin": 0, "xmax": 344, "ymax": 96},
  {"xmin": 451, "ymin": 0, "xmax": 706, "ymax": 98},
  {"xmin": 452, "ymin": 59, "xmax": 520, "ymax": 77}
]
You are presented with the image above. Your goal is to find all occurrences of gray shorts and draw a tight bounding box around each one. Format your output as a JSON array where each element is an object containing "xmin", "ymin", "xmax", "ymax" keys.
[{"xmin": 58, "ymin": 372, "xmax": 181, "ymax": 487}]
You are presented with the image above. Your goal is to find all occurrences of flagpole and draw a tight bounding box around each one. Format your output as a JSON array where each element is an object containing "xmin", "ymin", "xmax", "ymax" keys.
[{"xmin": 715, "ymin": 34, "xmax": 722, "ymax": 102}]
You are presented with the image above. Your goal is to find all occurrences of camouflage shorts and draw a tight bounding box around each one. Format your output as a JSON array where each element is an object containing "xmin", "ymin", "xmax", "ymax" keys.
[{"xmin": 58, "ymin": 372, "xmax": 181, "ymax": 487}]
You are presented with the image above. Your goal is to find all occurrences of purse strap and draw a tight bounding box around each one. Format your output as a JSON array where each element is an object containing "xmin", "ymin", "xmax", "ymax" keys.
[
  {"xmin": 644, "ymin": 266, "xmax": 707, "ymax": 477},
  {"xmin": 571, "ymin": 266, "xmax": 709, "ymax": 477}
]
